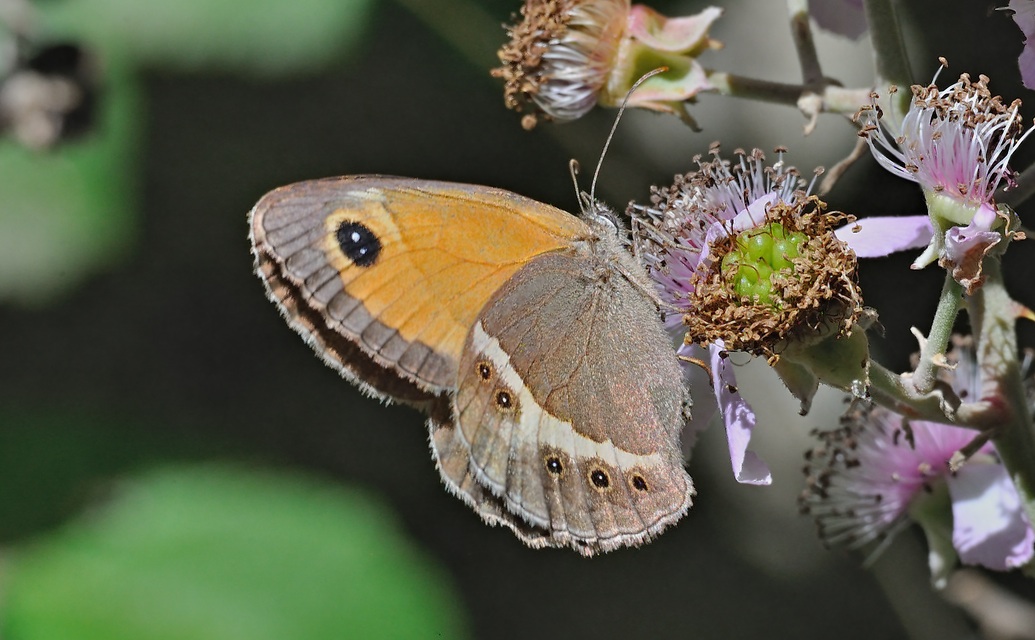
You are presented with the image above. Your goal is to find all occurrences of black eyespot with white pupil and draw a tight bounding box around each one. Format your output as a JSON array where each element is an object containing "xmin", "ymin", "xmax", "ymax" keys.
[
  {"xmin": 476, "ymin": 361, "xmax": 492, "ymax": 381},
  {"xmin": 546, "ymin": 457, "xmax": 563, "ymax": 474},
  {"xmin": 495, "ymin": 390, "xmax": 513, "ymax": 409},
  {"xmin": 590, "ymin": 469, "xmax": 610, "ymax": 489},
  {"xmin": 336, "ymin": 221, "xmax": 381, "ymax": 267}
]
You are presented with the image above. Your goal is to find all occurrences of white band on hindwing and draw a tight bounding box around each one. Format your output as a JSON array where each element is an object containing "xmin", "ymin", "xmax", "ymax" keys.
[{"xmin": 469, "ymin": 321, "xmax": 665, "ymax": 488}]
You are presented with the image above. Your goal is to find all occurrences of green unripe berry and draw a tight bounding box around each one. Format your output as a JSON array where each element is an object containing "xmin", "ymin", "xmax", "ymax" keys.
[{"xmin": 723, "ymin": 223, "xmax": 808, "ymax": 306}]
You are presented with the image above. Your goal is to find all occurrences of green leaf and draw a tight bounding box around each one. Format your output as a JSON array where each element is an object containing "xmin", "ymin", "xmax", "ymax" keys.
[
  {"xmin": 38, "ymin": 0, "xmax": 375, "ymax": 74},
  {"xmin": 0, "ymin": 58, "xmax": 139, "ymax": 304},
  {"xmin": 2, "ymin": 465, "xmax": 469, "ymax": 640}
]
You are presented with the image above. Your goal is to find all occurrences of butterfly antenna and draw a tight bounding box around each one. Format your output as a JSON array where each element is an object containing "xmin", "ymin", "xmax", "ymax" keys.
[
  {"xmin": 569, "ymin": 158, "xmax": 583, "ymax": 210},
  {"xmin": 588, "ymin": 66, "xmax": 669, "ymax": 207}
]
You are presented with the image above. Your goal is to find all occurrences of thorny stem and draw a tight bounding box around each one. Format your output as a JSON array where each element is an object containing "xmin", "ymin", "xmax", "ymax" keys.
[
  {"xmin": 786, "ymin": 0, "xmax": 824, "ymax": 85},
  {"xmin": 867, "ymin": 263, "xmax": 1035, "ymax": 463},
  {"xmin": 968, "ymin": 259, "xmax": 1035, "ymax": 531},
  {"xmin": 912, "ymin": 274, "xmax": 964, "ymax": 395},
  {"xmin": 868, "ymin": 360, "xmax": 960, "ymax": 424}
]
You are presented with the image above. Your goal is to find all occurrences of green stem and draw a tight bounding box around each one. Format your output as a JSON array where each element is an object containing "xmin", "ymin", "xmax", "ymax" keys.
[
  {"xmin": 968, "ymin": 259, "xmax": 1035, "ymax": 530},
  {"xmin": 863, "ymin": 0, "xmax": 913, "ymax": 124},
  {"xmin": 912, "ymin": 274, "xmax": 963, "ymax": 395},
  {"xmin": 863, "ymin": 0, "xmax": 912, "ymax": 88},
  {"xmin": 706, "ymin": 71, "xmax": 803, "ymax": 104},
  {"xmin": 868, "ymin": 360, "xmax": 959, "ymax": 423}
]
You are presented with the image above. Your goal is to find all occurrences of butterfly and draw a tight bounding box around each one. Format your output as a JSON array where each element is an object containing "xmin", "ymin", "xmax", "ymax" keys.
[{"xmin": 248, "ymin": 176, "xmax": 693, "ymax": 555}]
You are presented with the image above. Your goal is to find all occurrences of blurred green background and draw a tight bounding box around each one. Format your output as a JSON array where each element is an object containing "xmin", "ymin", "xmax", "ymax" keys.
[{"xmin": 2, "ymin": 0, "xmax": 1034, "ymax": 637}]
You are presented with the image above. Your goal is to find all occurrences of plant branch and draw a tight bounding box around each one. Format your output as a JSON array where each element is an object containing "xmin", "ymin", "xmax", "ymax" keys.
[
  {"xmin": 911, "ymin": 274, "xmax": 963, "ymax": 395},
  {"xmin": 707, "ymin": 71, "xmax": 870, "ymax": 115},
  {"xmin": 786, "ymin": 0, "xmax": 824, "ymax": 85}
]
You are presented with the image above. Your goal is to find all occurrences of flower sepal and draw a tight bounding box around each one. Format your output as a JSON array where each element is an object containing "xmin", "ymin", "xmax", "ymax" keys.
[
  {"xmin": 603, "ymin": 42, "xmax": 713, "ymax": 127},
  {"xmin": 600, "ymin": 5, "xmax": 722, "ymax": 126},
  {"xmin": 771, "ymin": 357, "xmax": 819, "ymax": 415},
  {"xmin": 776, "ymin": 311, "xmax": 874, "ymax": 412}
]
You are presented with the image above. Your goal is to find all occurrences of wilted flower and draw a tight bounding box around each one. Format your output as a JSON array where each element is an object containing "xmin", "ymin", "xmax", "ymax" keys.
[
  {"xmin": 849, "ymin": 65, "xmax": 1034, "ymax": 292},
  {"xmin": 492, "ymin": 0, "xmax": 721, "ymax": 129},
  {"xmin": 631, "ymin": 148, "xmax": 866, "ymax": 484},
  {"xmin": 800, "ymin": 338, "xmax": 1035, "ymax": 586}
]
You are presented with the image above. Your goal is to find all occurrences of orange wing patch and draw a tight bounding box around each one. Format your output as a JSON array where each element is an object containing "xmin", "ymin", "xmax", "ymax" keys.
[{"xmin": 320, "ymin": 180, "xmax": 591, "ymax": 365}]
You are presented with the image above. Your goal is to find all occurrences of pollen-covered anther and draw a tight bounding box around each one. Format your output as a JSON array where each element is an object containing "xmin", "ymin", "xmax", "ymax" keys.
[{"xmin": 682, "ymin": 196, "xmax": 863, "ymax": 361}]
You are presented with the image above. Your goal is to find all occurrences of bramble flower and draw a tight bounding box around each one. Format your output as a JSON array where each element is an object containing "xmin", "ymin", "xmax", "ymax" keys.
[
  {"xmin": 847, "ymin": 65, "xmax": 1034, "ymax": 293},
  {"xmin": 799, "ymin": 339, "xmax": 1035, "ymax": 585},
  {"xmin": 492, "ymin": 0, "xmax": 721, "ymax": 130},
  {"xmin": 631, "ymin": 148, "xmax": 866, "ymax": 484}
]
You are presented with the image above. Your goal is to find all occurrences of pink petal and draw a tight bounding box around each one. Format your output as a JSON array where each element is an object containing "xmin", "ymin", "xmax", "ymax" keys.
[
  {"xmin": 613, "ymin": 5, "xmax": 721, "ymax": 114},
  {"xmin": 1010, "ymin": 0, "xmax": 1035, "ymax": 90},
  {"xmin": 709, "ymin": 342, "xmax": 771, "ymax": 485},
  {"xmin": 948, "ymin": 461, "xmax": 1035, "ymax": 570},
  {"xmin": 627, "ymin": 5, "xmax": 723, "ymax": 53},
  {"xmin": 1020, "ymin": 45, "xmax": 1035, "ymax": 91},
  {"xmin": 697, "ymin": 193, "xmax": 776, "ymax": 267},
  {"xmin": 834, "ymin": 215, "xmax": 934, "ymax": 257},
  {"xmin": 731, "ymin": 192, "xmax": 777, "ymax": 231}
]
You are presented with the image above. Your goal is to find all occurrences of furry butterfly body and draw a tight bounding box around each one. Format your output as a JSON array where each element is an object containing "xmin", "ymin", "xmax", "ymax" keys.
[{"xmin": 248, "ymin": 176, "xmax": 693, "ymax": 555}]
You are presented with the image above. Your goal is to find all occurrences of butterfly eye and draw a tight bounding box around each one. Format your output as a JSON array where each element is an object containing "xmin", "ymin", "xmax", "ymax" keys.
[{"xmin": 335, "ymin": 220, "xmax": 381, "ymax": 267}]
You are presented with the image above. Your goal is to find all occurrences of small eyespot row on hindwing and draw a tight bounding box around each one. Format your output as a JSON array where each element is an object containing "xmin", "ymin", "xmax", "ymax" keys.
[
  {"xmin": 494, "ymin": 388, "xmax": 516, "ymax": 412},
  {"xmin": 545, "ymin": 456, "xmax": 564, "ymax": 475},
  {"xmin": 476, "ymin": 360, "xmax": 493, "ymax": 382},
  {"xmin": 589, "ymin": 468, "xmax": 610, "ymax": 489},
  {"xmin": 631, "ymin": 474, "xmax": 648, "ymax": 492}
]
